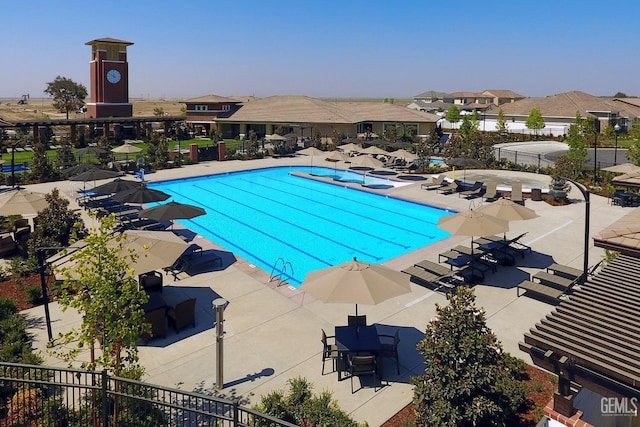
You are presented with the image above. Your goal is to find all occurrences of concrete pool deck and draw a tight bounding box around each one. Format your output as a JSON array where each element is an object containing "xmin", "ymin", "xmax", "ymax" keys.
[{"xmin": 20, "ymin": 156, "xmax": 631, "ymax": 426}]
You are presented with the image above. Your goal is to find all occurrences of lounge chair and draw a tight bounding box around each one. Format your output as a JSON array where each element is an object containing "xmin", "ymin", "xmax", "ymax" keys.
[
  {"xmin": 510, "ymin": 182, "xmax": 524, "ymax": 205},
  {"xmin": 164, "ymin": 256, "xmax": 190, "ymax": 280},
  {"xmin": 420, "ymin": 174, "xmax": 445, "ymax": 190},
  {"xmin": 167, "ymin": 297, "xmax": 196, "ymax": 333},
  {"xmin": 482, "ymin": 181, "xmax": 498, "ymax": 201},
  {"xmin": 437, "ymin": 179, "xmax": 461, "ymax": 195},
  {"xmin": 459, "ymin": 181, "xmax": 484, "ymax": 199}
]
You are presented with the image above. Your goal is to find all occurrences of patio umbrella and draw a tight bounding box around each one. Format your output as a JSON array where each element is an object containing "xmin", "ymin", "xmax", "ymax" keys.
[
  {"xmin": 476, "ymin": 198, "xmax": 538, "ymax": 240},
  {"xmin": 389, "ymin": 149, "xmax": 418, "ymax": 161},
  {"xmin": 139, "ymin": 201, "xmax": 205, "ymax": 223},
  {"xmin": 52, "ymin": 229, "xmax": 190, "ymax": 279},
  {"xmin": 437, "ymin": 210, "xmax": 509, "ymax": 271},
  {"xmin": 360, "ymin": 146, "xmax": 389, "ymax": 156},
  {"xmin": 602, "ymin": 163, "xmax": 640, "ymax": 174},
  {"xmin": 325, "ymin": 150, "xmax": 351, "ymax": 175},
  {"xmin": 338, "ymin": 143, "xmax": 363, "ymax": 153},
  {"xmin": 0, "ymin": 189, "xmax": 48, "ymax": 216},
  {"xmin": 92, "ymin": 178, "xmax": 142, "ymax": 195},
  {"xmin": 300, "ymin": 257, "xmax": 412, "ymax": 317},
  {"xmin": 446, "ymin": 157, "xmax": 483, "ymax": 181},
  {"xmin": 112, "ymin": 185, "xmax": 171, "ymax": 204},
  {"xmin": 112, "ymin": 143, "xmax": 142, "ymax": 161},
  {"xmin": 70, "ymin": 168, "xmax": 122, "ymax": 183},
  {"xmin": 351, "ymin": 155, "xmax": 384, "ymax": 184},
  {"xmin": 388, "ymin": 140, "xmax": 415, "ymax": 149},
  {"xmin": 297, "ymin": 146, "xmax": 325, "ymax": 174},
  {"xmin": 61, "ymin": 163, "xmax": 98, "ymax": 176}
]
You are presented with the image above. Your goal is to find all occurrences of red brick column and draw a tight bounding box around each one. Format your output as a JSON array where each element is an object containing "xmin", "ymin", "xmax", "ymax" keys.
[
  {"xmin": 218, "ymin": 141, "xmax": 226, "ymax": 161},
  {"xmin": 189, "ymin": 144, "xmax": 198, "ymax": 164}
]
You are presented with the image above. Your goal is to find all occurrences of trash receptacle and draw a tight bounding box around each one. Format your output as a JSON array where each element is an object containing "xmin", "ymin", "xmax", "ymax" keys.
[{"xmin": 531, "ymin": 188, "xmax": 542, "ymax": 201}]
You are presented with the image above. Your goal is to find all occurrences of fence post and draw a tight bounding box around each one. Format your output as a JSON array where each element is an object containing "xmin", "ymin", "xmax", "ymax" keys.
[
  {"xmin": 233, "ymin": 399, "xmax": 240, "ymax": 427},
  {"xmin": 537, "ymin": 154, "xmax": 541, "ymax": 173},
  {"xmin": 514, "ymin": 150, "xmax": 518, "ymax": 165},
  {"xmin": 102, "ymin": 370, "xmax": 109, "ymax": 427}
]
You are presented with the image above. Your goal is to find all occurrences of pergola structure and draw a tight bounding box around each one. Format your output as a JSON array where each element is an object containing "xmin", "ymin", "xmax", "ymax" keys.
[
  {"xmin": 520, "ymin": 209, "xmax": 640, "ymax": 424},
  {"xmin": 0, "ymin": 116, "xmax": 184, "ymax": 146}
]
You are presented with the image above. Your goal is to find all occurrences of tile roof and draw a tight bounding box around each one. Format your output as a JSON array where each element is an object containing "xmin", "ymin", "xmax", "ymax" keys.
[
  {"xmin": 499, "ymin": 90, "xmax": 640, "ymax": 118},
  {"xmin": 593, "ymin": 207, "xmax": 640, "ymax": 256},
  {"xmin": 483, "ymin": 89, "xmax": 525, "ymax": 98},
  {"xmin": 412, "ymin": 90, "xmax": 454, "ymax": 99},
  {"xmin": 184, "ymin": 94, "xmax": 241, "ymax": 103},
  {"xmin": 217, "ymin": 95, "xmax": 440, "ymax": 124},
  {"xmin": 85, "ymin": 37, "xmax": 133, "ymax": 46}
]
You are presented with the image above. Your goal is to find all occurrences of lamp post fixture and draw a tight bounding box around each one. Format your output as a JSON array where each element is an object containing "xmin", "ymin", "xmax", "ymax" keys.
[
  {"xmin": 614, "ymin": 123, "xmax": 621, "ymax": 166},
  {"xmin": 592, "ymin": 118, "xmax": 599, "ymax": 186},
  {"xmin": 10, "ymin": 142, "xmax": 17, "ymax": 187}
]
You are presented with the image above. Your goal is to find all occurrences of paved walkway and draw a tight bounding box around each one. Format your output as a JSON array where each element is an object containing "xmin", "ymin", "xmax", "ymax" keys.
[{"xmin": 20, "ymin": 156, "xmax": 630, "ymax": 426}]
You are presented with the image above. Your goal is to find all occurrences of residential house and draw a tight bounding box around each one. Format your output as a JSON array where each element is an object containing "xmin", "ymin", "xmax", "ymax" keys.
[
  {"xmin": 407, "ymin": 90, "xmax": 454, "ymax": 114},
  {"xmin": 482, "ymin": 89, "xmax": 525, "ymax": 105},
  {"xmin": 450, "ymin": 91, "xmax": 494, "ymax": 110}
]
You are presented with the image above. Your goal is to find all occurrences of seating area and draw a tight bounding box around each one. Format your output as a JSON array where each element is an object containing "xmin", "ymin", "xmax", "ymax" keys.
[
  {"xmin": 610, "ymin": 189, "xmax": 640, "ymax": 207},
  {"xmin": 141, "ymin": 289, "xmax": 197, "ymax": 342},
  {"xmin": 322, "ymin": 320, "xmax": 401, "ymax": 393}
]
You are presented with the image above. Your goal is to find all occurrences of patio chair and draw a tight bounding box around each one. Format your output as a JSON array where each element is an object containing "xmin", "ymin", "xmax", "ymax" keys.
[
  {"xmin": 0, "ymin": 233, "xmax": 17, "ymax": 258},
  {"xmin": 167, "ymin": 297, "xmax": 197, "ymax": 333},
  {"xmin": 510, "ymin": 182, "xmax": 524, "ymax": 205},
  {"xmin": 482, "ymin": 181, "xmax": 498, "ymax": 201},
  {"xmin": 142, "ymin": 307, "xmax": 168, "ymax": 343},
  {"xmin": 420, "ymin": 174, "xmax": 445, "ymax": 190},
  {"xmin": 378, "ymin": 329, "xmax": 400, "ymax": 375},
  {"xmin": 321, "ymin": 329, "xmax": 339, "ymax": 375},
  {"xmin": 12, "ymin": 218, "xmax": 31, "ymax": 241},
  {"xmin": 139, "ymin": 270, "xmax": 163, "ymax": 293},
  {"xmin": 347, "ymin": 354, "xmax": 379, "ymax": 393},
  {"xmin": 347, "ymin": 315, "xmax": 367, "ymax": 327}
]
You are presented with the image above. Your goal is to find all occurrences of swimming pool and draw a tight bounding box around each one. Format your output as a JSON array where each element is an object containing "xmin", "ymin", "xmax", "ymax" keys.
[{"xmin": 149, "ymin": 166, "xmax": 453, "ymax": 286}]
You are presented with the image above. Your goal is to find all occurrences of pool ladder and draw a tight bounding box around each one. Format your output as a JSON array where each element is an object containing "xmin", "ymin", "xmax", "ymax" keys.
[{"xmin": 270, "ymin": 257, "xmax": 294, "ymax": 287}]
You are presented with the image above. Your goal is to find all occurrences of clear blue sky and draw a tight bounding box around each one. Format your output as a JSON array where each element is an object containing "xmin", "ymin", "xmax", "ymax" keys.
[{"xmin": 2, "ymin": 0, "xmax": 639, "ymax": 100}]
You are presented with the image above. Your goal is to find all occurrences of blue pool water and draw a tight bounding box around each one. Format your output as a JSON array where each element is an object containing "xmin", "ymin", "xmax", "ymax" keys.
[{"xmin": 149, "ymin": 166, "xmax": 453, "ymax": 285}]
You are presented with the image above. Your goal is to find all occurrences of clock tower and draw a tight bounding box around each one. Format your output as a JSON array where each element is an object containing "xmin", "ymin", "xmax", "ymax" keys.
[{"xmin": 85, "ymin": 37, "xmax": 133, "ymax": 118}]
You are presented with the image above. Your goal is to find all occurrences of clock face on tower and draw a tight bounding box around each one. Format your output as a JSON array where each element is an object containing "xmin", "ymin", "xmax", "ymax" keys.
[{"xmin": 106, "ymin": 69, "xmax": 121, "ymax": 84}]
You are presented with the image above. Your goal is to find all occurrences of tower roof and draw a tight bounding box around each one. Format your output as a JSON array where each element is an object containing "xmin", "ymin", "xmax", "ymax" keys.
[{"xmin": 85, "ymin": 38, "xmax": 134, "ymax": 46}]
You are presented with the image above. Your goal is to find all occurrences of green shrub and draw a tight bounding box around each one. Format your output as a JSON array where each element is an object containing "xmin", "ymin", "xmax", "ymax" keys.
[{"xmin": 25, "ymin": 284, "xmax": 42, "ymax": 304}]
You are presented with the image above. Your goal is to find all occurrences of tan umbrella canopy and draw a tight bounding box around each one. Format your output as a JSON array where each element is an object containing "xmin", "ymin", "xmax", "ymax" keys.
[
  {"xmin": 390, "ymin": 149, "xmax": 418, "ymax": 161},
  {"xmin": 52, "ymin": 230, "xmax": 190, "ymax": 279},
  {"xmin": 0, "ymin": 189, "xmax": 48, "ymax": 216},
  {"xmin": 325, "ymin": 150, "xmax": 351, "ymax": 174},
  {"xmin": 602, "ymin": 163, "xmax": 640, "ymax": 174},
  {"xmin": 437, "ymin": 210, "xmax": 508, "ymax": 239},
  {"xmin": 111, "ymin": 143, "xmax": 142, "ymax": 154},
  {"xmin": 351, "ymin": 155, "xmax": 384, "ymax": 169},
  {"xmin": 300, "ymin": 257, "xmax": 412, "ymax": 316},
  {"xmin": 360, "ymin": 146, "xmax": 389, "ymax": 156},
  {"xmin": 297, "ymin": 146, "xmax": 325, "ymax": 173},
  {"xmin": 338, "ymin": 142, "xmax": 363, "ymax": 153},
  {"xmin": 475, "ymin": 198, "xmax": 539, "ymax": 222}
]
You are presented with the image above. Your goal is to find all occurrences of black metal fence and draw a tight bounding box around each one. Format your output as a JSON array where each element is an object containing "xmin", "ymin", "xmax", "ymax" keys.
[{"xmin": 0, "ymin": 362, "xmax": 297, "ymax": 427}]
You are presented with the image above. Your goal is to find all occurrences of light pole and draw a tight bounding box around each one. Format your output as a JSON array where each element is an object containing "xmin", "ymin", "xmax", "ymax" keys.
[
  {"xmin": 592, "ymin": 118, "xmax": 599, "ymax": 186},
  {"xmin": 614, "ymin": 123, "xmax": 621, "ymax": 166}
]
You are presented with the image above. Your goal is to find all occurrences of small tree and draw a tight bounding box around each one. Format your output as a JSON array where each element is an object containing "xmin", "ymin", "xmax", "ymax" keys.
[
  {"xmin": 496, "ymin": 108, "xmax": 509, "ymax": 138},
  {"xmin": 44, "ymin": 76, "xmax": 88, "ymax": 119},
  {"xmin": 29, "ymin": 141, "xmax": 56, "ymax": 182},
  {"xmin": 412, "ymin": 286, "xmax": 527, "ymax": 426},
  {"xmin": 525, "ymin": 107, "xmax": 545, "ymax": 139},
  {"xmin": 565, "ymin": 112, "xmax": 588, "ymax": 178},
  {"xmin": 53, "ymin": 214, "xmax": 148, "ymax": 379},
  {"xmin": 56, "ymin": 136, "xmax": 75, "ymax": 169},
  {"xmin": 445, "ymin": 105, "xmax": 461, "ymax": 130}
]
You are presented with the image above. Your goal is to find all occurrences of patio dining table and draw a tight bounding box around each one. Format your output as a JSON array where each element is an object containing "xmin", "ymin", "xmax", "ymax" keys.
[{"xmin": 335, "ymin": 325, "xmax": 382, "ymax": 380}]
